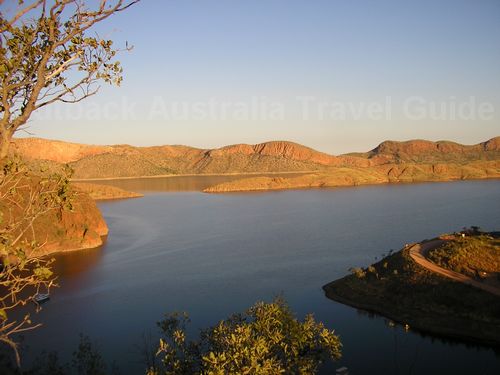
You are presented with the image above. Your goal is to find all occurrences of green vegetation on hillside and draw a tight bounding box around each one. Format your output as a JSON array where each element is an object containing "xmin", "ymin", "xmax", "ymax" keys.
[
  {"xmin": 428, "ymin": 234, "xmax": 500, "ymax": 278},
  {"xmin": 323, "ymin": 241, "xmax": 500, "ymax": 345}
]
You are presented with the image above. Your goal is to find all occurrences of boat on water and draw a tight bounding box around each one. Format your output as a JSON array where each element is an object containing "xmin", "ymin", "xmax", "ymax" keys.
[{"xmin": 33, "ymin": 293, "xmax": 50, "ymax": 303}]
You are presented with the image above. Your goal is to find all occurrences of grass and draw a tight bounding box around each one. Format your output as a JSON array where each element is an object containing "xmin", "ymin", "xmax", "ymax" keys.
[
  {"xmin": 428, "ymin": 235, "xmax": 500, "ymax": 277},
  {"xmin": 323, "ymin": 242, "xmax": 500, "ymax": 345}
]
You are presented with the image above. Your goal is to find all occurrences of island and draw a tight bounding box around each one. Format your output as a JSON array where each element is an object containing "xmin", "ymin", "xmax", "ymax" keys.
[{"xmin": 72, "ymin": 182, "xmax": 143, "ymax": 200}]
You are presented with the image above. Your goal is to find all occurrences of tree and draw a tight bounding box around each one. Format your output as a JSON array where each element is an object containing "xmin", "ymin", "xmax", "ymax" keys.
[
  {"xmin": 0, "ymin": 333, "xmax": 112, "ymax": 374},
  {"xmin": 0, "ymin": 0, "xmax": 138, "ymax": 365},
  {"xmin": 0, "ymin": 0, "xmax": 139, "ymax": 159},
  {"xmin": 149, "ymin": 298, "xmax": 342, "ymax": 375},
  {"xmin": 71, "ymin": 334, "xmax": 108, "ymax": 375},
  {"xmin": 0, "ymin": 159, "xmax": 74, "ymax": 366}
]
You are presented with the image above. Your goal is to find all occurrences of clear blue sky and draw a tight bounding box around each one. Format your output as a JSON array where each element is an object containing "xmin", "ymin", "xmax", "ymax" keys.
[{"xmin": 22, "ymin": 0, "xmax": 500, "ymax": 153}]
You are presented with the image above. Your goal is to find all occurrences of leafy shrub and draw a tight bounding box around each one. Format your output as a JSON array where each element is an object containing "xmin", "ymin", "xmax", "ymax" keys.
[
  {"xmin": 149, "ymin": 298, "xmax": 342, "ymax": 375},
  {"xmin": 349, "ymin": 267, "xmax": 366, "ymax": 279}
]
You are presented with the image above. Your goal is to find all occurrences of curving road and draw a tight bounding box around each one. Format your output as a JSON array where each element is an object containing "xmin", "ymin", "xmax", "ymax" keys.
[{"xmin": 409, "ymin": 239, "xmax": 500, "ymax": 297}]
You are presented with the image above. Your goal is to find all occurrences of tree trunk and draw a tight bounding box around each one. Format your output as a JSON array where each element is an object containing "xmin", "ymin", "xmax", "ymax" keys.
[{"xmin": 0, "ymin": 130, "xmax": 11, "ymax": 161}]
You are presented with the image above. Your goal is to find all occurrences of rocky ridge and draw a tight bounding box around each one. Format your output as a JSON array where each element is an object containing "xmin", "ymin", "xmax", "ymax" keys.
[{"xmin": 12, "ymin": 137, "xmax": 500, "ymax": 180}]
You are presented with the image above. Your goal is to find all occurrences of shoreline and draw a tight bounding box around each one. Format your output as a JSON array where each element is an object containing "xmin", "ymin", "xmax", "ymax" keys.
[
  {"xmin": 322, "ymin": 284, "xmax": 500, "ymax": 347},
  {"xmin": 323, "ymin": 237, "xmax": 500, "ymax": 347},
  {"xmin": 33, "ymin": 235, "xmax": 108, "ymax": 258},
  {"xmin": 72, "ymin": 182, "xmax": 144, "ymax": 200},
  {"xmin": 70, "ymin": 170, "xmax": 315, "ymax": 182},
  {"xmin": 204, "ymin": 175, "xmax": 500, "ymax": 194}
]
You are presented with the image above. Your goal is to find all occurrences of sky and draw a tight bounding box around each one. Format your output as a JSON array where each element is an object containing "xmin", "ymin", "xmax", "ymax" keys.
[{"xmin": 8, "ymin": 0, "xmax": 500, "ymax": 154}]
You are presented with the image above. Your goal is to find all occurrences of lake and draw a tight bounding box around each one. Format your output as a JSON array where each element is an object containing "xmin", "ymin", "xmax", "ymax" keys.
[{"xmin": 22, "ymin": 178, "xmax": 500, "ymax": 374}]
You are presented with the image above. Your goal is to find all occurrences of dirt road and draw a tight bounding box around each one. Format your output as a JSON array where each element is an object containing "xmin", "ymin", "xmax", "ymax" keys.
[{"xmin": 409, "ymin": 239, "xmax": 500, "ymax": 297}]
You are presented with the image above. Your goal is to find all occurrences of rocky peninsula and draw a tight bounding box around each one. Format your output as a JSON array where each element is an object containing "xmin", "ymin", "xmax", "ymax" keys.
[
  {"xmin": 323, "ymin": 231, "xmax": 500, "ymax": 346},
  {"xmin": 72, "ymin": 182, "xmax": 143, "ymax": 200}
]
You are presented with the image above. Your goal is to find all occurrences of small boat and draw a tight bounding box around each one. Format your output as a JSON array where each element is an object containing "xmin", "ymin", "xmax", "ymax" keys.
[{"xmin": 33, "ymin": 293, "xmax": 50, "ymax": 304}]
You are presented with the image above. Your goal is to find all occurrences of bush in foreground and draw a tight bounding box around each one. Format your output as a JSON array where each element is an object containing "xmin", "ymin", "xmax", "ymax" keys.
[
  {"xmin": 0, "ymin": 299, "xmax": 340, "ymax": 374},
  {"xmin": 149, "ymin": 298, "xmax": 342, "ymax": 375}
]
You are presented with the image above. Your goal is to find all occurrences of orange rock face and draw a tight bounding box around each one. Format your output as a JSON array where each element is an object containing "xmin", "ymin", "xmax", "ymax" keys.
[
  {"xmin": 484, "ymin": 136, "xmax": 500, "ymax": 151},
  {"xmin": 11, "ymin": 136, "xmax": 500, "ymax": 179},
  {"xmin": 359, "ymin": 137, "xmax": 500, "ymax": 165},
  {"xmin": 12, "ymin": 138, "xmax": 113, "ymax": 163},
  {"xmin": 253, "ymin": 141, "xmax": 339, "ymax": 165},
  {"xmin": 27, "ymin": 189, "xmax": 109, "ymax": 256},
  {"xmin": 0, "ymin": 174, "xmax": 109, "ymax": 256}
]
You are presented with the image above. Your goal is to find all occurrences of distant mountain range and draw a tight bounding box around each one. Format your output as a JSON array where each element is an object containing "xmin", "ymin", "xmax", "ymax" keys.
[{"xmin": 11, "ymin": 136, "xmax": 500, "ymax": 180}]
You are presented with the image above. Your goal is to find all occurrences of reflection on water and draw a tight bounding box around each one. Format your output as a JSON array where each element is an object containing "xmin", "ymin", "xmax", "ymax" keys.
[
  {"xmin": 356, "ymin": 308, "xmax": 500, "ymax": 353},
  {"xmin": 86, "ymin": 173, "xmax": 306, "ymax": 192},
  {"xmin": 21, "ymin": 179, "xmax": 500, "ymax": 375},
  {"xmin": 52, "ymin": 243, "xmax": 105, "ymax": 277}
]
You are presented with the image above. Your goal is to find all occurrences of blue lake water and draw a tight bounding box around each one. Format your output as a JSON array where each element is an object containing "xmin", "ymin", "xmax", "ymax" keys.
[{"xmin": 23, "ymin": 178, "xmax": 500, "ymax": 374}]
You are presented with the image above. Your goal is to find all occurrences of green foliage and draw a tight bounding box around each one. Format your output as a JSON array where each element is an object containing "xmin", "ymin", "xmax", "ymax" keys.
[
  {"xmin": 0, "ymin": 1, "xmax": 138, "ymax": 159},
  {"xmin": 0, "ymin": 158, "xmax": 75, "ymax": 365},
  {"xmin": 0, "ymin": 2, "xmax": 126, "ymax": 114},
  {"xmin": 24, "ymin": 351, "xmax": 68, "ymax": 375},
  {"xmin": 349, "ymin": 267, "xmax": 366, "ymax": 279},
  {"xmin": 153, "ymin": 312, "xmax": 197, "ymax": 374},
  {"xmin": 0, "ymin": 334, "xmax": 112, "ymax": 375},
  {"xmin": 150, "ymin": 298, "xmax": 341, "ymax": 375},
  {"xmin": 32, "ymin": 266, "xmax": 53, "ymax": 280},
  {"xmin": 72, "ymin": 335, "xmax": 107, "ymax": 375}
]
